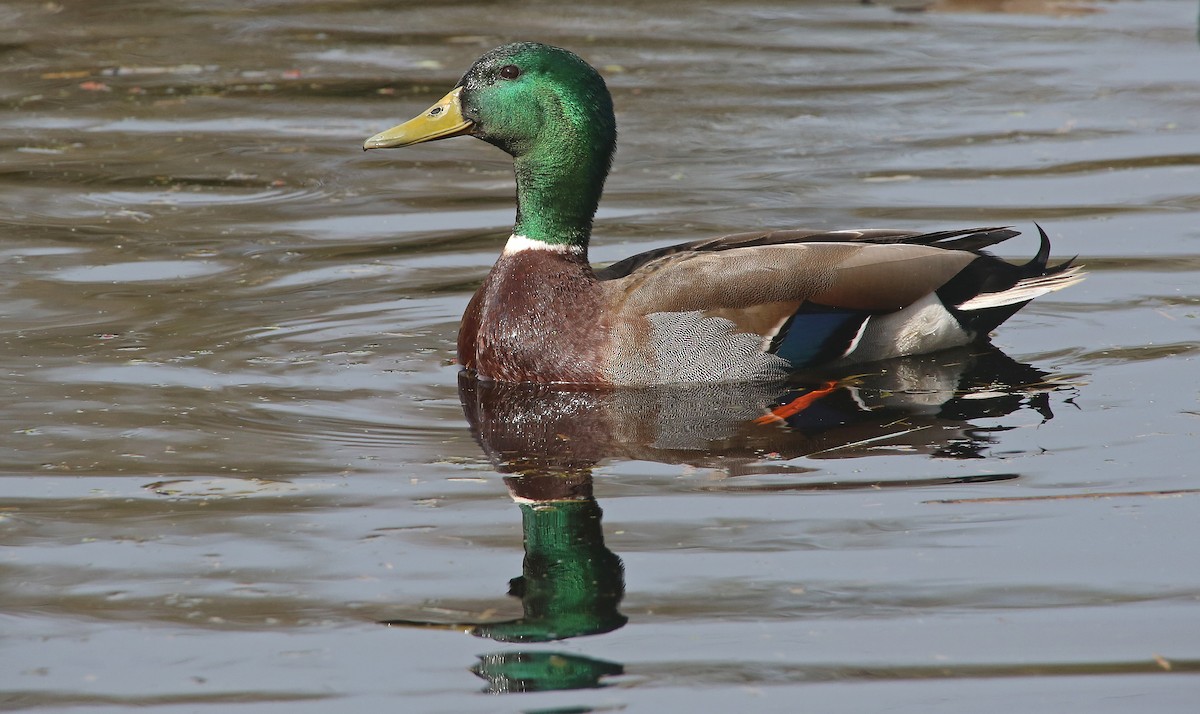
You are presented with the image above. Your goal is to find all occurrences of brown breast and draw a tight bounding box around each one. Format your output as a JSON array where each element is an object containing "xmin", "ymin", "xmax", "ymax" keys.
[{"xmin": 458, "ymin": 248, "xmax": 611, "ymax": 385}]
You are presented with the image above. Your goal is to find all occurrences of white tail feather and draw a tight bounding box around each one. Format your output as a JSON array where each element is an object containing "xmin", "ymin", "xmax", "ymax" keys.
[{"xmin": 957, "ymin": 265, "xmax": 1086, "ymax": 311}]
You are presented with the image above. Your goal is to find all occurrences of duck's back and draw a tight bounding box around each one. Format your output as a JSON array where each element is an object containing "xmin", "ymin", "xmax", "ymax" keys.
[{"xmin": 590, "ymin": 226, "xmax": 1082, "ymax": 385}]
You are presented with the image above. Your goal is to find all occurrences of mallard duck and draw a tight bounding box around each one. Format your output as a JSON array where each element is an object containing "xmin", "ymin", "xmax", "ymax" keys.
[{"xmin": 364, "ymin": 42, "xmax": 1083, "ymax": 386}]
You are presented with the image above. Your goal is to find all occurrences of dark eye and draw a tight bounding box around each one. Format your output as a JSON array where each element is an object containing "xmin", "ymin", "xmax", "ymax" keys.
[{"xmin": 498, "ymin": 64, "xmax": 521, "ymax": 80}]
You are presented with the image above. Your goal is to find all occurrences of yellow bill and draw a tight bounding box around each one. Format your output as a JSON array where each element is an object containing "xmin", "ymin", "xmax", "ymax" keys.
[{"xmin": 363, "ymin": 87, "xmax": 473, "ymax": 150}]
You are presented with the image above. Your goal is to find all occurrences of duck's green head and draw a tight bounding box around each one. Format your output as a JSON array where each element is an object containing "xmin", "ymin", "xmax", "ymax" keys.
[
  {"xmin": 365, "ymin": 42, "xmax": 615, "ymax": 160},
  {"xmin": 365, "ymin": 43, "xmax": 617, "ymax": 247}
]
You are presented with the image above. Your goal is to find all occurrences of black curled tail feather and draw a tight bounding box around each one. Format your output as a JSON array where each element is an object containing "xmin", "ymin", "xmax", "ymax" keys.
[
  {"xmin": 1027, "ymin": 223, "xmax": 1080, "ymax": 278},
  {"xmin": 1026, "ymin": 223, "xmax": 1053, "ymax": 273},
  {"xmin": 939, "ymin": 225, "xmax": 1084, "ymax": 338}
]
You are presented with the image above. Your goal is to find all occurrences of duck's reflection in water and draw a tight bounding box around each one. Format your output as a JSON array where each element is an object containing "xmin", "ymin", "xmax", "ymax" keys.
[
  {"xmin": 381, "ymin": 464, "xmax": 629, "ymax": 691},
  {"xmin": 463, "ymin": 345, "xmax": 1062, "ymax": 471},
  {"xmin": 383, "ymin": 347, "xmax": 1075, "ymax": 693}
]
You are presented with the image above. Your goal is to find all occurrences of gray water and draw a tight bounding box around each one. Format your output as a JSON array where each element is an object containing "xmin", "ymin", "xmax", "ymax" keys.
[{"xmin": 2, "ymin": 1, "xmax": 1199, "ymax": 712}]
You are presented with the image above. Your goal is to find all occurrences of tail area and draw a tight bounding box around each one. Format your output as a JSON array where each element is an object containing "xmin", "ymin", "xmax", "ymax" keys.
[
  {"xmin": 941, "ymin": 225, "xmax": 1085, "ymax": 336},
  {"xmin": 957, "ymin": 264, "xmax": 1085, "ymax": 311}
]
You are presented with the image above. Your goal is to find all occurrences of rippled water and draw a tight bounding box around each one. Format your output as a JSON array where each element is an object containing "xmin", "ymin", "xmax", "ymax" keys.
[{"xmin": 3, "ymin": 1, "xmax": 1199, "ymax": 711}]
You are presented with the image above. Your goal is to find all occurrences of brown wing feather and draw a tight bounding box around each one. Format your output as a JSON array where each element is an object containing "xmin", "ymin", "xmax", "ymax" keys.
[
  {"xmin": 811, "ymin": 245, "xmax": 977, "ymax": 311},
  {"xmin": 595, "ymin": 226, "xmax": 1015, "ymax": 281},
  {"xmin": 704, "ymin": 300, "xmax": 804, "ymax": 339},
  {"xmin": 603, "ymin": 242, "xmax": 975, "ymax": 330}
]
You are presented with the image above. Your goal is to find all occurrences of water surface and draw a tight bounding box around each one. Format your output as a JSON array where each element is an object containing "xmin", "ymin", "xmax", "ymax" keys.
[{"xmin": 2, "ymin": 1, "xmax": 1199, "ymax": 711}]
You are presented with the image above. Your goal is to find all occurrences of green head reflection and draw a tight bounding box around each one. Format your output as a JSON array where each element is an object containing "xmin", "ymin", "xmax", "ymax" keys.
[{"xmin": 380, "ymin": 476, "xmax": 626, "ymax": 644}]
